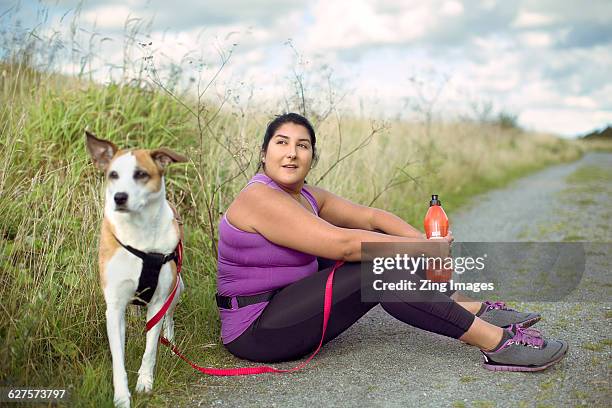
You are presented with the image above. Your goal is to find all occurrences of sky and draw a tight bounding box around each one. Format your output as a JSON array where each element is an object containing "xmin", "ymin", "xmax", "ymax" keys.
[{"xmin": 3, "ymin": 0, "xmax": 612, "ymax": 137}]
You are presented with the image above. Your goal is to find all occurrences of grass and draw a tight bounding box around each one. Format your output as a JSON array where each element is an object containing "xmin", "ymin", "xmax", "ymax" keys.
[
  {"xmin": 539, "ymin": 378, "xmax": 556, "ymax": 390},
  {"xmin": 472, "ymin": 401, "xmax": 495, "ymax": 408},
  {"xmin": 581, "ymin": 339, "xmax": 612, "ymax": 352},
  {"xmin": 566, "ymin": 164, "xmax": 612, "ymax": 184},
  {"xmin": 579, "ymin": 138, "xmax": 612, "ymax": 153},
  {"xmin": 562, "ymin": 234, "xmax": 586, "ymax": 242},
  {"xmin": 0, "ymin": 11, "xmax": 586, "ymax": 407}
]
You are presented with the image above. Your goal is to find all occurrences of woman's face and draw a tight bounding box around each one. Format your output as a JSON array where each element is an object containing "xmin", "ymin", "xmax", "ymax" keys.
[{"xmin": 263, "ymin": 122, "xmax": 314, "ymax": 190}]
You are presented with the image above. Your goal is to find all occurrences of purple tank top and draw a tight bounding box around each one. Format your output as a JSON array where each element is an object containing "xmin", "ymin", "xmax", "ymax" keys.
[{"xmin": 217, "ymin": 173, "xmax": 319, "ymax": 344}]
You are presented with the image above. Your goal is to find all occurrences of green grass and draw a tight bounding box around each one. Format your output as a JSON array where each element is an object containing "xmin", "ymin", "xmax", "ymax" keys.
[
  {"xmin": 540, "ymin": 378, "xmax": 556, "ymax": 390},
  {"xmin": 459, "ymin": 375, "xmax": 478, "ymax": 383},
  {"xmin": 567, "ymin": 165, "xmax": 612, "ymax": 183},
  {"xmin": 580, "ymin": 338, "xmax": 612, "ymax": 353},
  {"xmin": 0, "ymin": 16, "xmax": 585, "ymax": 407},
  {"xmin": 562, "ymin": 234, "xmax": 586, "ymax": 242},
  {"xmin": 579, "ymin": 139, "xmax": 612, "ymax": 153},
  {"xmin": 473, "ymin": 400, "xmax": 495, "ymax": 408}
]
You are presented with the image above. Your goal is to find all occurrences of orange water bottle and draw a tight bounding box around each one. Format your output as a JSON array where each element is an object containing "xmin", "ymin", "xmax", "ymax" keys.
[{"xmin": 424, "ymin": 194, "xmax": 452, "ymax": 282}]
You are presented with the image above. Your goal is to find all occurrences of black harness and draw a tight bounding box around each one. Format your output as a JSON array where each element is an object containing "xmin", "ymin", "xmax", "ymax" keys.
[{"xmin": 114, "ymin": 235, "xmax": 179, "ymax": 306}]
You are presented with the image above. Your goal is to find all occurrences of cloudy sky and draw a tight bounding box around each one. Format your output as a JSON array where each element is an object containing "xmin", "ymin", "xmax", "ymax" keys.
[{"xmin": 4, "ymin": 0, "xmax": 612, "ymax": 137}]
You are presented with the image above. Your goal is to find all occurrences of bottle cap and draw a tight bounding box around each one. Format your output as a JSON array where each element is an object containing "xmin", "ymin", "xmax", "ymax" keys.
[{"xmin": 430, "ymin": 194, "xmax": 441, "ymax": 206}]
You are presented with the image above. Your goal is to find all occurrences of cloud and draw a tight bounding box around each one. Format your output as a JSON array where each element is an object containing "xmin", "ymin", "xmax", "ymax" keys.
[
  {"xmin": 441, "ymin": 1, "xmax": 464, "ymax": 16},
  {"xmin": 73, "ymin": 0, "xmax": 307, "ymax": 29},
  {"xmin": 300, "ymin": 0, "xmax": 520, "ymax": 52},
  {"xmin": 519, "ymin": 31, "xmax": 553, "ymax": 47},
  {"xmin": 303, "ymin": 0, "xmax": 429, "ymax": 52},
  {"xmin": 82, "ymin": 5, "xmax": 135, "ymax": 30},
  {"xmin": 512, "ymin": 10, "xmax": 557, "ymax": 28},
  {"xmin": 521, "ymin": 107, "xmax": 612, "ymax": 136},
  {"xmin": 563, "ymin": 96, "xmax": 597, "ymax": 109},
  {"xmin": 558, "ymin": 22, "xmax": 612, "ymax": 48}
]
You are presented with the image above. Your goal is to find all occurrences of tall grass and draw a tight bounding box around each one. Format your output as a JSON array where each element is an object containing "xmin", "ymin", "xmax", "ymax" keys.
[{"xmin": 0, "ymin": 6, "xmax": 583, "ymax": 407}]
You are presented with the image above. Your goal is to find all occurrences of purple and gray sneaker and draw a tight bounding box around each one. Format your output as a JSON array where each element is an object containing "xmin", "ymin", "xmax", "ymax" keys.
[
  {"xmin": 481, "ymin": 325, "xmax": 568, "ymax": 372},
  {"xmin": 478, "ymin": 301, "xmax": 541, "ymax": 329}
]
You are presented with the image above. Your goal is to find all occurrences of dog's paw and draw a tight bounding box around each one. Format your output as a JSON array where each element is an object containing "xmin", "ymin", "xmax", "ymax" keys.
[
  {"xmin": 135, "ymin": 374, "xmax": 154, "ymax": 393},
  {"xmin": 113, "ymin": 392, "xmax": 131, "ymax": 408}
]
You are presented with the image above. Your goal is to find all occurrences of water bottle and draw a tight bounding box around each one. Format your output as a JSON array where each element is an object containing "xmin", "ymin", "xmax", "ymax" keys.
[
  {"xmin": 424, "ymin": 194, "xmax": 449, "ymax": 238},
  {"xmin": 424, "ymin": 194, "xmax": 452, "ymax": 282}
]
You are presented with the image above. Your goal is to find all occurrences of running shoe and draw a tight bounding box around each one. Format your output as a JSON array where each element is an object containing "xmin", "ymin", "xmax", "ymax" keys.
[
  {"xmin": 479, "ymin": 301, "xmax": 541, "ymax": 328},
  {"xmin": 481, "ymin": 325, "xmax": 568, "ymax": 372}
]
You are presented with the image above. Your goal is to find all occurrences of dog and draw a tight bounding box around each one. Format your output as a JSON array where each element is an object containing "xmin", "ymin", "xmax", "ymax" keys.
[{"xmin": 86, "ymin": 131, "xmax": 187, "ymax": 408}]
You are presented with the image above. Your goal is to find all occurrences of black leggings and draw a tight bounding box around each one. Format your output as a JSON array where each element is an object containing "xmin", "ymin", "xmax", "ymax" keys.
[{"xmin": 225, "ymin": 259, "xmax": 475, "ymax": 363}]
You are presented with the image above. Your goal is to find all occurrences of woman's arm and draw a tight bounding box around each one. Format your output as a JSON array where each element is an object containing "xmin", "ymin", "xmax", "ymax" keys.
[
  {"xmin": 229, "ymin": 183, "xmax": 449, "ymax": 262},
  {"xmin": 306, "ymin": 185, "xmax": 425, "ymax": 239},
  {"xmin": 368, "ymin": 209, "xmax": 426, "ymax": 239}
]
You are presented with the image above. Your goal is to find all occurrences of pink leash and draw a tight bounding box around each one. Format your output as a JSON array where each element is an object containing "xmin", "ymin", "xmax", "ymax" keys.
[
  {"xmin": 145, "ymin": 240, "xmax": 184, "ymax": 332},
  {"xmin": 146, "ymin": 243, "xmax": 344, "ymax": 375}
]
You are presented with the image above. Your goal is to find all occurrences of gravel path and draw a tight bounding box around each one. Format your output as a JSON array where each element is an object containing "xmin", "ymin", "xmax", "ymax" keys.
[{"xmin": 186, "ymin": 153, "xmax": 612, "ymax": 408}]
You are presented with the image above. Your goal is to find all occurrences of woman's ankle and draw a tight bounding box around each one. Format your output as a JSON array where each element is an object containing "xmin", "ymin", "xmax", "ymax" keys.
[
  {"xmin": 460, "ymin": 318, "xmax": 505, "ymax": 351},
  {"xmin": 456, "ymin": 300, "xmax": 484, "ymax": 315}
]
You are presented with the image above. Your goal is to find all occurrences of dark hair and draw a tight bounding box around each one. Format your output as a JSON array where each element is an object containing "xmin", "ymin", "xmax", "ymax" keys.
[{"xmin": 258, "ymin": 113, "xmax": 317, "ymax": 170}]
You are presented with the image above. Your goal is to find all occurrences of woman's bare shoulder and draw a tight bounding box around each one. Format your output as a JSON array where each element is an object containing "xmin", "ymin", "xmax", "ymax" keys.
[
  {"xmin": 236, "ymin": 181, "xmax": 283, "ymax": 203},
  {"xmin": 225, "ymin": 182, "xmax": 288, "ymax": 232},
  {"xmin": 302, "ymin": 184, "xmax": 331, "ymax": 206}
]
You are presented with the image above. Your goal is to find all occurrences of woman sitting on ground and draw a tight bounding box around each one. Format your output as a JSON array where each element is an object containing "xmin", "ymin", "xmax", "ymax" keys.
[{"xmin": 215, "ymin": 113, "xmax": 568, "ymax": 371}]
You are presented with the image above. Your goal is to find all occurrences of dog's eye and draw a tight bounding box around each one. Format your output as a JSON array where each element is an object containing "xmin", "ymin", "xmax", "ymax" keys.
[
  {"xmin": 108, "ymin": 171, "xmax": 119, "ymax": 180},
  {"xmin": 134, "ymin": 170, "xmax": 149, "ymax": 180}
]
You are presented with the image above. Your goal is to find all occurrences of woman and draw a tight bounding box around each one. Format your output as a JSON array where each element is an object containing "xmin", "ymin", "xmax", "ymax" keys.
[{"xmin": 216, "ymin": 113, "xmax": 568, "ymax": 371}]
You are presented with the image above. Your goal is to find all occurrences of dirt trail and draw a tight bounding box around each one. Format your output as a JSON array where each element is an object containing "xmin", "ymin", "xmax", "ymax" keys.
[{"xmin": 186, "ymin": 153, "xmax": 612, "ymax": 408}]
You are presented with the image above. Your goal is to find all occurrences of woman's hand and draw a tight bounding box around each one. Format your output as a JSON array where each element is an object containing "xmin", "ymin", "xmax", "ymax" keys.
[
  {"xmin": 434, "ymin": 239, "xmax": 451, "ymax": 259},
  {"xmin": 429, "ymin": 232, "xmax": 453, "ymax": 258},
  {"xmin": 444, "ymin": 230, "xmax": 455, "ymax": 257},
  {"xmin": 444, "ymin": 231, "xmax": 454, "ymax": 244}
]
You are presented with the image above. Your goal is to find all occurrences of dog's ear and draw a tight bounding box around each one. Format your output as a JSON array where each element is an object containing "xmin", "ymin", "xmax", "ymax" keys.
[
  {"xmin": 85, "ymin": 131, "xmax": 118, "ymax": 171},
  {"xmin": 150, "ymin": 148, "xmax": 188, "ymax": 170}
]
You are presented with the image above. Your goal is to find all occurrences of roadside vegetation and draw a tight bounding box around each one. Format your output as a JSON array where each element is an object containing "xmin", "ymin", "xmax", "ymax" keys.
[
  {"xmin": 0, "ymin": 7, "xmax": 584, "ymax": 406},
  {"xmin": 578, "ymin": 126, "xmax": 612, "ymax": 152}
]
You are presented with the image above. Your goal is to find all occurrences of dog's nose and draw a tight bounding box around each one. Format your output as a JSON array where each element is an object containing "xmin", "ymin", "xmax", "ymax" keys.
[{"xmin": 114, "ymin": 192, "xmax": 128, "ymax": 205}]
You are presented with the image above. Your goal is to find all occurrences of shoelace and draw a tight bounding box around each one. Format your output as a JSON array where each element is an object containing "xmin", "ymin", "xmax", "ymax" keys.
[
  {"xmin": 484, "ymin": 300, "xmax": 516, "ymax": 312},
  {"xmin": 510, "ymin": 325, "xmax": 544, "ymax": 348}
]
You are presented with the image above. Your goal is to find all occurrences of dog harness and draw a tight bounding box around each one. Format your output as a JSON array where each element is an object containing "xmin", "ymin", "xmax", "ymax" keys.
[{"xmin": 113, "ymin": 235, "xmax": 181, "ymax": 306}]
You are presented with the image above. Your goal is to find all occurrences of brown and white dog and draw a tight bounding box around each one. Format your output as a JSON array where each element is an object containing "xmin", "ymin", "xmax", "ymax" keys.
[{"xmin": 86, "ymin": 131, "xmax": 186, "ymax": 408}]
